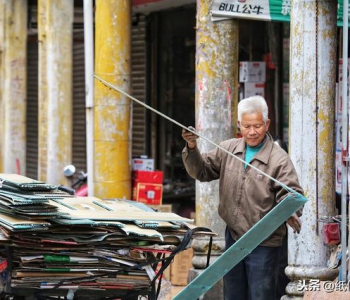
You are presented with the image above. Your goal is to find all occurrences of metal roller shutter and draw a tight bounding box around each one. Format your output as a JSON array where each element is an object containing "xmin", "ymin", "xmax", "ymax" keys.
[
  {"xmin": 26, "ymin": 36, "xmax": 39, "ymax": 179},
  {"xmin": 131, "ymin": 14, "xmax": 147, "ymax": 157},
  {"xmin": 72, "ymin": 31, "xmax": 87, "ymax": 175}
]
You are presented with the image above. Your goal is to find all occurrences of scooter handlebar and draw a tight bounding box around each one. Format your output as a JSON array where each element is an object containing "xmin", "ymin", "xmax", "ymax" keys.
[{"xmin": 58, "ymin": 185, "xmax": 76, "ymax": 195}]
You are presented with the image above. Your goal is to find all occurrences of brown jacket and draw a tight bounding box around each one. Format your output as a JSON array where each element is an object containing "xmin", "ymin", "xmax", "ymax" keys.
[{"xmin": 182, "ymin": 132, "xmax": 304, "ymax": 247}]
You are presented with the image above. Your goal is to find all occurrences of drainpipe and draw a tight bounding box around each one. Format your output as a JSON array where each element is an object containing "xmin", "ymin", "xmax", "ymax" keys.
[
  {"xmin": 284, "ymin": 1, "xmax": 338, "ymax": 298},
  {"xmin": 3, "ymin": 0, "xmax": 27, "ymax": 174},
  {"xmin": 84, "ymin": 0, "xmax": 94, "ymax": 196},
  {"xmin": 38, "ymin": 0, "xmax": 73, "ymax": 185},
  {"xmin": 189, "ymin": 0, "xmax": 238, "ymax": 299},
  {"xmin": 94, "ymin": 0, "xmax": 132, "ymax": 198}
]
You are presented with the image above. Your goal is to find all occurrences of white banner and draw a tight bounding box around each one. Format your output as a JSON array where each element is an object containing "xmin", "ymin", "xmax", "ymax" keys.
[{"xmin": 211, "ymin": 0, "xmax": 290, "ymax": 22}]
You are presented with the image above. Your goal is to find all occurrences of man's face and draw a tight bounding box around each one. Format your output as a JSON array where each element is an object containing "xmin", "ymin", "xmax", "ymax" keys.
[{"xmin": 238, "ymin": 112, "xmax": 270, "ymax": 147}]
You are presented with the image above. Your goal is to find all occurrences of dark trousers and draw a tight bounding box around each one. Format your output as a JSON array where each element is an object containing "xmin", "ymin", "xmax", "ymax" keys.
[
  {"xmin": 275, "ymin": 234, "xmax": 290, "ymax": 299},
  {"xmin": 224, "ymin": 227, "xmax": 281, "ymax": 300}
]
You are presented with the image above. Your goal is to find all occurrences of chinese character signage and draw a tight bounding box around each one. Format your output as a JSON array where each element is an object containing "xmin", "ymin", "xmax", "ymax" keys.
[
  {"xmin": 211, "ymin": 0, "xmax": 348, "ymax": 26},
  {"xmin": 211, "ymin": 0, "xmax": 291, "ymax": 22}
]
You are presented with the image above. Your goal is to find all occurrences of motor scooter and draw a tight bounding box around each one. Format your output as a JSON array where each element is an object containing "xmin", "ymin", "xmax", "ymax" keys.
[{"xmin": 63, "ymin": 165, "xmax": 88, "ymax": 196}]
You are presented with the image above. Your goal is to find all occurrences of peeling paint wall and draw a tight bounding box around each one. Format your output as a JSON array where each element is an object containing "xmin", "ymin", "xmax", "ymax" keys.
[
  {"xmin": 38, "ymin": 0, "xmax": 73, "ymax": 185},
  {"xmin": 3, "ymin": 0, "xmax": 27, "ymax": 174},
  {"xmin": 289, "ymin": 0, "xmax": 337, "ymax": 267},
  {"xmin": 195, "ymin": 0, "xmax": 238, "ymax": 235},
  {"xmin": 94, "ymin": 0, "xmax": 132, "ymax": 198}
]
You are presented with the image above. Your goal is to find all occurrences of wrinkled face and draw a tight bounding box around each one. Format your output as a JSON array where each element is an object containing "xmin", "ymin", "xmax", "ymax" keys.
[{"xmin": 238, "ymin": 112, "xmax": 270, "ymax": 147}]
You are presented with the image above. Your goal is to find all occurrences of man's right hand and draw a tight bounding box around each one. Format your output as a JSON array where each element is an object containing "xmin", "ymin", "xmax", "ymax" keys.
[{"xmin": 182, "ymin": 126, "xmax": 198, "ymax": 150}]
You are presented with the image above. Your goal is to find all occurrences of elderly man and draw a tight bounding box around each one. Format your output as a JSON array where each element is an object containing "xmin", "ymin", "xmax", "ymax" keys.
[{"xmin": 181, "ymin": 95, "xmax": 304, "ymax": 300}]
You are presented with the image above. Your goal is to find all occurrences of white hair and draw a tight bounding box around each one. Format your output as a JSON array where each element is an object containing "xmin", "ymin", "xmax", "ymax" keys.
[{"xmin": 237, "ymin": 95, "xmax": 269, "ymax": 122}]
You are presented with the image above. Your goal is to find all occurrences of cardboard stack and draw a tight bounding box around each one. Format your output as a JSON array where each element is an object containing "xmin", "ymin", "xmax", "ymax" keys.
[
  {"xmin": 0, "ymin": 173, "xmax": 215, "ymax": 299},
  {"xmin": 146, "ymin": 204, "xmax": 193, "ymax": 286},
  {"xmin": 132, "ymin": 156, "xmax": 163, "ymax": 205}
]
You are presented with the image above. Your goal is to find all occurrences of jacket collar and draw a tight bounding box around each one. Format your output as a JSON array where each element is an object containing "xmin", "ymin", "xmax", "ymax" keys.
[{"xmin": 233, "ymin": 132, "xmax": 274, "ymax": 165}]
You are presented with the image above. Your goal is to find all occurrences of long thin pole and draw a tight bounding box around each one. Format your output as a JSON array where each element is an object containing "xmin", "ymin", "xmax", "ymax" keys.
[
  {"xmin": 341, "ymin": 0, "xmax": 349, "ymax": 282},
  {"xmin": 94, "ymin": 74, "xmax": 300, "ymax": 195}
]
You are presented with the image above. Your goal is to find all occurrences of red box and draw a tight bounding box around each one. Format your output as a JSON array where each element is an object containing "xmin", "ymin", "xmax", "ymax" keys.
[
  {"xmin": 132, "ymin": 171, "xmax": 163, "ymax": 205},
  {"xmin": 132, "ymin": 170, "xmax": 163, "ymax": 184},
  {"xmin": 132, "ymin": 183, "xmax": 163, "ymax": 205}
]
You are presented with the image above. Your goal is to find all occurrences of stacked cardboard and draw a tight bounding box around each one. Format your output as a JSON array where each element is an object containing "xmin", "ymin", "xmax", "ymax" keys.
[{"xmin": 0, "ymin": 174, "xmax": 214, "ymax": 299}]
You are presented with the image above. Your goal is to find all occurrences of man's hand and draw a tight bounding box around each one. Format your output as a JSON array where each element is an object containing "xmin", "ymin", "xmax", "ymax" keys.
[
  {"xmin": 182, "ymin": 126, "xmax": 199, "ymax": 150},
  {"xmin": 287, "ymin": 213, "xmax": 302, "ymax": 234}
]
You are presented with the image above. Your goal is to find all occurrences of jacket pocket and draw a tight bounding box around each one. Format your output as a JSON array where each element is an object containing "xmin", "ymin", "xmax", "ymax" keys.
[{"xmin": 220, "ymin": 166, "xmax": 240, "ymax": 190}]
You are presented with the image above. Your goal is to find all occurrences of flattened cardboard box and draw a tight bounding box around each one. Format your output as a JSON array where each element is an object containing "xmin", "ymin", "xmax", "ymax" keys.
[
  {"xmin": 170, "ymin": 248, "xmax": 193, "ymax": 286},
  {"xmin": 148, "ymin": 204, "xmax": 172, "ymax": 213}
]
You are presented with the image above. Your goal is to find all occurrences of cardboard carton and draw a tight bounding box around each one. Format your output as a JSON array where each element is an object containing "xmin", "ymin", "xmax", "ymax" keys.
[
  {"xmin": 133, "ymin": 183, "xmax": 163, "ymax": 205},
  {"xmin": 170, "ymin": 248, "xmax": 193, "ymax": 286},
  {"xmin": 132, "ymin": 170, "xmax": 164, "ymax": 205},
  {"xmin": 132, "ymin": 170, "xmax": 163, "ymax": 184},
  {"xmin": 132, "ymin": 157, "xmax": 154, "ymax": 171}
]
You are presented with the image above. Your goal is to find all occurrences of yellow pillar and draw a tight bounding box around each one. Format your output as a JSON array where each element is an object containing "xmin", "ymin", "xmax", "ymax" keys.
[
  {"xmin": 3, "ymin": 0, "xmax": 27, "ymax": 174},
  {"xmin": 38, "ymin": 0, "xmax": 73, "ymax": 185},
  {"xmin": 0, "ymin": 0, "xmax": 5, "ymax": 173},
  {"xmin": 94, "ymin": 0, "xmax": 132, "ymax": 198}
]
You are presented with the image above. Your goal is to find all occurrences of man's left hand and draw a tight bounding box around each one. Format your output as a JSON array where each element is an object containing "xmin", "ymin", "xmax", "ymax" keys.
[{"xmin": 287, "ymin": 213, "xmax": 301, "ymax": 234}]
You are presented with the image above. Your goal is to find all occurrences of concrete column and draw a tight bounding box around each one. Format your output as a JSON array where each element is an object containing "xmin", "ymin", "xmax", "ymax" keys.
[
  {"xmin": 38, "ymin": 0, "xmax": 48, "ymax": 181},
  {"xmin": 284, "ymin": 1, "xmax": 338, "ymax": 298},
  {"xmin": 3, "ymin": 0, "xmax": 27, "ymax": 174},
  {"xmin": 0, "ymin": 0, "xmax": 5, "ymax": 173},
  {"xmin": 94, "ymin": 0, "xmax": 132, "ymax": 199},
  {"xmin": 38, "ymin": 0, "xmax": 73, "ymax": 185},
  {"xmin": 189, "ymin": 0, "xmax": 239, "ymax": 299}
]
